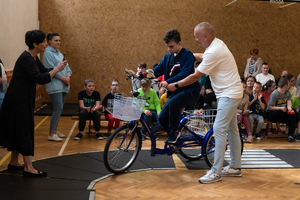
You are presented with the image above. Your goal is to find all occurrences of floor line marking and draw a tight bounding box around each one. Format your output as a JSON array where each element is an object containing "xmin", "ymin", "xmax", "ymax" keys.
[
  {"xmin": 0, "ymin": 116, "xmax": 49, "ymax": 166},
  {"xmin": 58, "ymin": 121, "xmax": 78, "ymax": 156}
]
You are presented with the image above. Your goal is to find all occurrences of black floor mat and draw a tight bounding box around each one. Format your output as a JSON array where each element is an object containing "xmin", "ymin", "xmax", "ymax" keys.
[
  {"xmin": 34, "ymin": 102, "xmax": 79, "ymax": 116},
  {"xmin": 0, "ymin": 150, "xmax": 175, "ymax": 200}
]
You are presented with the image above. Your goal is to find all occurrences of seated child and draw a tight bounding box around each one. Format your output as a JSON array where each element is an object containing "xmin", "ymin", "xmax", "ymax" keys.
[
  {"xmin": 267, "ymin": 77, "xmax": 297, "ymax": 142},
  {"xmin": 248, "ymin": 82, "xmax": 265, "ymax": 140},
  {"xmin": 291, "ymin": 84, "xmax": 300, "ymax": 142},
  {"xmin": 74, "ymin": 79, "xmax": 102, "ymax": 140},
  {"xmin": 238, "ymin": 82, "xmax": 252, "ymax": 142},
  {"xmin": 138, "ymin": 78, "xmax": 162, "ymax": 140},
  {"xmin": 102, "ymin": 79, "xmax": 121, "ymax": 138},
  {"xmin": 261, "ymin": 80, "xmax": 281, "ymax": 135},
  {"xmin": 132, "ymin": 62, "xmax": 147, "ymax": 92}
]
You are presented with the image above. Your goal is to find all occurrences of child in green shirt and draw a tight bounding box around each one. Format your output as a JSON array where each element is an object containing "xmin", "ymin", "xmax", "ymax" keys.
[{"xmin": 138, "ymin": 78, "xmax": 162, "ymax": 140}]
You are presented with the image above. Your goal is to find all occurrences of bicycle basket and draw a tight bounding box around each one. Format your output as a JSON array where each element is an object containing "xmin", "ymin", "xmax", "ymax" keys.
[
  {"xmin": 183, "ymin": 109, "xmax": 217, "ymax": 136},
  {"xmin": 113, "ymin": 95, "xmax": 146, "ymax": 121}
]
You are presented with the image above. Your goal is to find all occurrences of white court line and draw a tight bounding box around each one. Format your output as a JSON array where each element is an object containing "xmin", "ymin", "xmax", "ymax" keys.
[{"xmin": 58, "ymin": 121, "xmax": 78, "ymax": 156}]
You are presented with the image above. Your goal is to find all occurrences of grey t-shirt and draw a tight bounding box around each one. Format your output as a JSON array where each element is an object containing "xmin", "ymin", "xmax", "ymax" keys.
[{"xmin": 267, "ymin": 88, "xmax": 291, "ymax": 110}]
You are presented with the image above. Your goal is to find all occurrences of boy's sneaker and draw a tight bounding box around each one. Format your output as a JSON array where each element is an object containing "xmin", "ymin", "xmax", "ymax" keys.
[
  {"xmin": 166, "ymin": 130, "xmax": 181, "ymax": 144},
  {"xmin": 287, "ymin": 135, "xmax": 294, "ymax": 142},
  {"xmin": 221, "ymin": 165, "xmax": 242, "ymax": 177},
  {"xmin": 96, "ymin": 133, "xmax": 104, "ymax": 140},
  {"xmin": 199, "ymin": 170, "xmax": 222, "ymax": 184},
  {"xmin": 255, "ymin": 133, "xmax": 261, "ymax": 140},
  {"xmin": 48, "ymin": 134, "xmax": 63, "ymax": 142},
  {"xmin": 295, "ymin": 134, "xmax": 300, "ymax": 142},
  {"xmin": 104, "ymin": 132, "xmax": 110, "ymax": 138},
  {"xmin": 116, "ymin": 133, "xmax": 123, "ymax": 138},
  {"xmin": 74, "ymin": 133, "xmax": 83, "ymax": 140}
]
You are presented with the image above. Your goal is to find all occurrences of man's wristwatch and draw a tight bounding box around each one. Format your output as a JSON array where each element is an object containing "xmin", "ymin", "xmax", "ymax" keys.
[{"xmin": 175, "ymin": 82, "xmax": 179, "ymax": 89}]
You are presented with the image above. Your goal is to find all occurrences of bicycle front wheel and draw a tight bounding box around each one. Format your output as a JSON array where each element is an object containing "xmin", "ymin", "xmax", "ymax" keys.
[
  {"xmin": 203, "ymin": 131, "xmax": 244, "ymax": 168},
  {"xmin": 103, "ymin": 124, "xmax": 142, "ymax": 174}
]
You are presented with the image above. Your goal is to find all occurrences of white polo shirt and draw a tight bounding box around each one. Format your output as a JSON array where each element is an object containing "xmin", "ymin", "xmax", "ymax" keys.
[
  {"xmin": 255, "ymin": 73, "xmax": 275, "ymax": 86},
  {"xmin": 197, "ymin": 38, "xmax": 242, "ymax": 99}
]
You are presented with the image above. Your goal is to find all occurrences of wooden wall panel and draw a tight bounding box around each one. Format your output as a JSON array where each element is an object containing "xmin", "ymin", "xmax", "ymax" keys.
[{"xmin": 38, "ymin": 0, "xmax": 300, "ymax": 103}]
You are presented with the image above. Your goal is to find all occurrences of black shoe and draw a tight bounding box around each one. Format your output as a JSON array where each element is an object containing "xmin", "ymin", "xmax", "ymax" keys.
[
  {"xmin": 255, "ymin": 133, "xmax": 261, "ymax": 140},
  {"xmin": 295, "ymin": 134, "xmax": 300, "ymax": 142},
  {"xmin": 8, "ymin": 164, "xmax": 24, "ymax": 170},
  {"xmin": 166, "ymin": 131, "xmax": 181, "ymax": 144},
  {"xmin": 74, "ymin": 133, "xmax": 83, "ymax": 140},
  {"xmin": 287, "ymin": 135, "xmax": 294, "ymax": 142},
  {"xmin": 23, "ymin": 170, "xmax": 47, "ymax": 177},
  {"xmin": 96, "ymin": 133, "xmax": 104, "ymax": 140}
]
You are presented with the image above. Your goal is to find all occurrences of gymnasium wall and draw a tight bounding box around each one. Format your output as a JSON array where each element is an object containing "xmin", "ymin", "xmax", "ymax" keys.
[
  {"xmin": 0, "ymin": 0, "xmax": 39, "ymax": 70},
  {"xmin": 38, "ymin": 0, "xmax": 300, "ymax": 103}
]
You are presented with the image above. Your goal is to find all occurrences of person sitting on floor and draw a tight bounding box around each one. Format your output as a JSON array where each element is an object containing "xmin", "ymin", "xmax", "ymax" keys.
[
  {"xmin": 138, "ymin": 78, "xmax": 162, "ymax": 140},
  {"xmin": 74, "ymin": 79, "xmax": 102, "ymax": 140},
  {"xmin": 102, "ymin": 79, "xmax": 121, "ymax": 138},
  {"xmin": 266, "ymin": 77, "xmax": 297, "ymax": 142},
  {"xmin": 238, "ymin": 82, "xmax": 252, "ymax": 143},
  {"xmin": 291, "ymin": 84, "xmax": 300, "ymax": 142},
  {"xmin": 248, "ymin": 81, "xmax": 265, "ymax": 140}
]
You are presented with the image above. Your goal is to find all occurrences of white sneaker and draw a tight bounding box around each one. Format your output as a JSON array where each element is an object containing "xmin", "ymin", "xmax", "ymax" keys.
[
  {"xmin": 199, "ymin": 170, "xmax": 222, "ymax": 184},
  {"xmin": 56, "ymin": 131, "xmax": 66, "ymax": 138},
  {"xmin": 221, "ymin": 165, "xmax": 242, "ymax": 177},
  {"xmin": 48, "ymin": 134, "xmax": 63, "ymax": 141}
]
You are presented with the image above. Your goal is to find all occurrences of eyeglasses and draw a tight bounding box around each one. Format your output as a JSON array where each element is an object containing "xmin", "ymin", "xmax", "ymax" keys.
[{"xmin": 111, "ymin": 84, "xmax": 119, "ymax": 86}]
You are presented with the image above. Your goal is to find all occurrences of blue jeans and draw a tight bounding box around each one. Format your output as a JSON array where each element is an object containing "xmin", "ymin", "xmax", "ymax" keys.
[
  {"xmin": 0, "ymin": 89, "xmax": 6, "ymax": 110},
  {"xmin": 211, "ymin": 97, "xmax": 242, "ymax": 175},
  {"xmin": 141, "ymin": 110, "xmax": 162, "ymax": 136},
  {"xmin": 158, "ymin": 90, "xmax": 200, "ymax": 135},
  {"xmin": 49, "ymin": 92, "xmax": 67, "ymax": 133}
]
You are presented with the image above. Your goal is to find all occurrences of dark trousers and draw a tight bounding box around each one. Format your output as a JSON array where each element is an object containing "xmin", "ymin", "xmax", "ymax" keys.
[
  {"xmin": 267, "ymin": 110, "xmax": 297, "ymax": 136},
  {"xmin": 78, "ymin": 110, "xmax": 101, "ymax": 132},
  {"xmin": 141, "ymin": 110, "xmax": 162, "ymax": 135},
  {"xmin": 158, "ymin": 90, "xmax": 200, "ymax": 134}
]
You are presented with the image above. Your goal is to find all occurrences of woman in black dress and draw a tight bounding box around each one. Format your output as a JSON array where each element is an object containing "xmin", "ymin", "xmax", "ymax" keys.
[{"xmin": 0, "ymin": 30, "xmax": 67, "ymax": 177}]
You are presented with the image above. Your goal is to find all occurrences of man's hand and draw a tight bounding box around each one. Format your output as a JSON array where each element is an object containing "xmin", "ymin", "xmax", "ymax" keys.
[
  {"xmin": 144, "ymin": 110, "xmax": 152, "ymax": 116},
  {"xmin": 160, "ymin": 81, "xmax": 168, "ymax": 88},
  {"xmin": 167, "ymin": 83, "xmax": 176, "ymax": 92},
  {"xmin": 281, "ymin": 107, "xmax": 287, "ymax": 112}
]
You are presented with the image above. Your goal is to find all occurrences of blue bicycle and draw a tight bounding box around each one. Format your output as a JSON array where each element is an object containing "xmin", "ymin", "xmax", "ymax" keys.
[{"xmin": 103, "ymin": 97, "xmax": 245, "ymax": 174}]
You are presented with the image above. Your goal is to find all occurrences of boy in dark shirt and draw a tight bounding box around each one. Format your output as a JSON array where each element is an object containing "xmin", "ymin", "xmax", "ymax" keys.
[
  {"xmin": 248, "ymin": 82, "xmax": 265, "ymax": 140},
  {"xmin": 74, "ymin": 79, "xmax": 102, "ymax": 140},
  {"xmin": 102, "ymin": 79, "xmax": 121, "ymax": 138}
]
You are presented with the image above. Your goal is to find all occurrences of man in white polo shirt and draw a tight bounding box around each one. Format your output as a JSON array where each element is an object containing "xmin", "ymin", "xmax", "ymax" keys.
[
  {"xmin": 168, "ymin": 22, "xmax": 243, "ymax": 184},
  {"xmin": 255, "ymin": 63, "xmax": 275, "ymax": 86}
]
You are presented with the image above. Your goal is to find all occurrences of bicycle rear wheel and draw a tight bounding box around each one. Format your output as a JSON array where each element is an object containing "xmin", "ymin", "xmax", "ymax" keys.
[
  {"xmin": 203, "ymin": 131, "xmax": 244, "ymax": 168},
  {"xmin": 103, "ymin": 124, "xmax": 142, "ymax": 174},
  {"xmin": 178, "ymin": 116, "xmax": 209, "ymax": 160}
]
